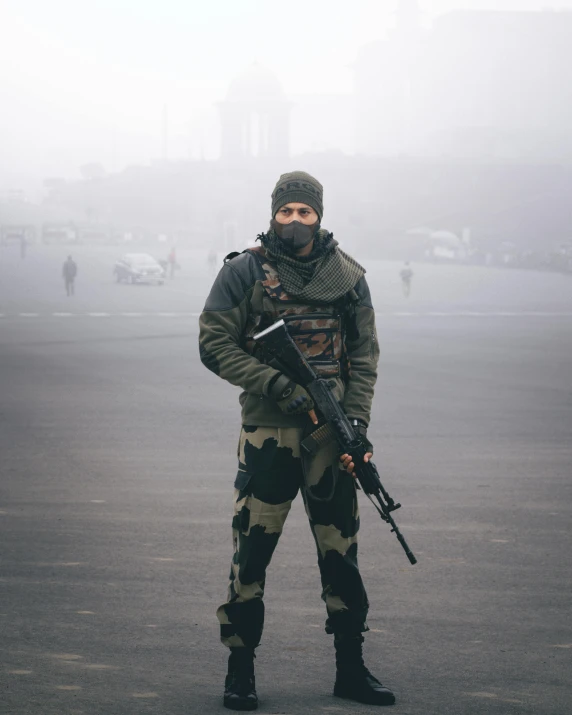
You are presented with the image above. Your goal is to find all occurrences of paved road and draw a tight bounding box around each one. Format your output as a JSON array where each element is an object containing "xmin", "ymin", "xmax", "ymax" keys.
[{"xmin": 1, "ymin": 244, "xmax": 571, "ymax": 714}]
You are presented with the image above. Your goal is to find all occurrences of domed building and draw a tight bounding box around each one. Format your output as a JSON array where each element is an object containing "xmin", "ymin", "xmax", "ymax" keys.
[{"xmin": 218, "ymin": 62, "xmax": 291, "ymax": 160}]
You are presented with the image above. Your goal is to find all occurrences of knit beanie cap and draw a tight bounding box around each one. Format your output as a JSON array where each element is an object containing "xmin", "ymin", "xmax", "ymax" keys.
[{"xmin": 271, "ymin": 171, "xmax": 324, "ymax": 220}]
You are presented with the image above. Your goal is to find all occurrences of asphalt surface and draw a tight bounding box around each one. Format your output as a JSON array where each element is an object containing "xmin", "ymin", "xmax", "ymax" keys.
[{"xmin": 1, "ymin": 243, "xmax": 571, "ymax": 715}]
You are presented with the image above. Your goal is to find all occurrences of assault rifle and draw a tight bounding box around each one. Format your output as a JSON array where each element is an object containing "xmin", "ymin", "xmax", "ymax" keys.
[{"xmin": 254, "ymin": 319, "xmax": 417, "ymax": 566}]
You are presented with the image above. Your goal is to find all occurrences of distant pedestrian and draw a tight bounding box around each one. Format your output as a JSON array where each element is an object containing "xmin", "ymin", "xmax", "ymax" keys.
[
  {"xmin": 167, "ymin": 247, "xmax": 177, "ymax": 279},
  {"xmin": 400, "ymin": 262, "xmax": 413, "ymax": 298},
  {"xmin": 62, "ymin": 255, "xmax": 77, "ymax": 296},
  {"xmin": 207, "ymin": 249, "xmax": 217, "ymax": 275},
  {"xmin": 20, "ymin": 236, "xmax": 27, "ymax": 260}
]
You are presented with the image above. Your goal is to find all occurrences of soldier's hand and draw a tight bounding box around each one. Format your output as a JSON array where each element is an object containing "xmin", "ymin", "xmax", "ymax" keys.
[
  {"xmin": 269, "ymin": 376, "xmax": 315, "ymax": 416},
  {"xmin": 350, "ymin": 419, "xmax": 374, "ymax": 455},
  {"xmin": 340, "ymin": 452, "xmax": 373, "ymax": 478}
]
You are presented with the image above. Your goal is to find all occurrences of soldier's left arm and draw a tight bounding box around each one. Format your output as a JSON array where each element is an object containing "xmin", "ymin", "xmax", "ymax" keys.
[{"xmin": 342, "ymin": 276, "xmax": 380, "ymax": 427}]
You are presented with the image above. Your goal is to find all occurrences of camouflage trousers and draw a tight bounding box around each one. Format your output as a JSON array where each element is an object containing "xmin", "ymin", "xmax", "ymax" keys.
[{"xmin": 217, "ymin": 425, "xmax": 369, "ymax": 649}]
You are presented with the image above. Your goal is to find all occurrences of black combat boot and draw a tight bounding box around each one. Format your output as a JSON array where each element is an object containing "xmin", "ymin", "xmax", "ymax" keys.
[
  {"xmin": 333, "ymin": 634, "xmax": 396, "ymax": 706},
  {"xmin": 223, "ymin": 647, "xmax": 258, "ymax": 711}
]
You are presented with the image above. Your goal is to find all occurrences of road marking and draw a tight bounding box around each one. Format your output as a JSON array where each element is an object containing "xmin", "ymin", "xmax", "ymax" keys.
[
  {"xmin": 378, "ymin": 311, "xmax": 572, "ymax": 317},
  {"xmin": 465, "ymin": 692, "xmax": 498, "ymax": 699},
  {"xmin": 0, "ymin": 311, "xmax": 571, "ymax": 320},
  {"xmin": 149, "ymin": 557, "xmax": 176, "ymax": 562},
  {"xmin": 56, "ymin": 685, "xmax": 82, "ymax": 691},
  {"xmin": 51, "ymin": 654, "xmax": 84, "ymax": 661}
]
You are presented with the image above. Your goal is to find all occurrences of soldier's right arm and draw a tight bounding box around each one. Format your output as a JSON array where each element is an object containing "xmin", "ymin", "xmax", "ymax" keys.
[{"xmin": 198, "ymin": 253, "xmax": 280, "ymax": 396}]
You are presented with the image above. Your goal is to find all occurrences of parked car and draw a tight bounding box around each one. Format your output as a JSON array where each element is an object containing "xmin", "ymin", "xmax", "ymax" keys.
[{"xmin": 114, "ymin": 253, "xmax": 165, "ymax": 284}]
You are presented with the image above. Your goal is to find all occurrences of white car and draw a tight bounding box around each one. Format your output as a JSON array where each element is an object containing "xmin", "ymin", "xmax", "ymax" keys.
[{"xmin": 114, "ymin": 253, "xmax": 165, "ymax": 285}]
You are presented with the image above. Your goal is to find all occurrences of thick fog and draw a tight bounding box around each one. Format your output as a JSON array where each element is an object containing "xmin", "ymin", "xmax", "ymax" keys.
[
  {"xmin": 1, "ymin": 0, "xmax": 572, "ymax": 317},
  {"xmin": 2, "ymin": 4, "xmax": 572, "ymax": 713},
  {"xmin": 2, "ymin": 0, "xmax": 572, "ymax": 182},
  {"xmin": 2, "ymin": 0, "xmax": 572, "ymax": 285}
]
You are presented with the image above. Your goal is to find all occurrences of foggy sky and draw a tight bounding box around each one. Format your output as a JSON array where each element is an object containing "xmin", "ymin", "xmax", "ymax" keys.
[{"xmin": 2, "ymin": 0, "xmax": 572, "ymax": 194}]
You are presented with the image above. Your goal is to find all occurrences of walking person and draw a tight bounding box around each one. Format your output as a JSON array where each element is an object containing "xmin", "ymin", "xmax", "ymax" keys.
[
  {"xmin": 199, "ymin": 171, "xmax": 395, "ymax": 710},
  {"xmin": 400, "ymin": 261, "xmax": 413, "ymax": 298},
  {"xmin": 207, "ymin": 248, "xmax": 217, "ymax": 276},
  {"xmin": 167, "ymin": 246, "xmax": 177, "ymax": 279},
  {"xmin": 62, "ymin": 255, "xmax": 77, "ymax": 296}
]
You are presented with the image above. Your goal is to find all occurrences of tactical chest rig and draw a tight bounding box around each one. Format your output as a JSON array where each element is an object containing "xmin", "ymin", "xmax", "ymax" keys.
[{"xmin": 240, "ymin": 246, "xmax": 356, "ymax": 381}]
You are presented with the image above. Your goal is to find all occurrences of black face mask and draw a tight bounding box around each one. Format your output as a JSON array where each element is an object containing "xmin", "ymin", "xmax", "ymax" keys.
[{"xmin": 270, "ymin": 219, "xmax": 320, "ymax": 250}]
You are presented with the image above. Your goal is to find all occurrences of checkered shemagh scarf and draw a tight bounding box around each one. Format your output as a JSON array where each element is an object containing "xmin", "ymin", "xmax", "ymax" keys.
[{"xmin": 259, "ymin": 229, "xmax": 365, "ymax": 303}]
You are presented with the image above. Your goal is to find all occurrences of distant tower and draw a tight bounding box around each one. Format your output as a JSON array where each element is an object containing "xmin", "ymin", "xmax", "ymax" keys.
[{"xmin": 218, "ymin": 63, "xmax": 291, "ymax": 160}]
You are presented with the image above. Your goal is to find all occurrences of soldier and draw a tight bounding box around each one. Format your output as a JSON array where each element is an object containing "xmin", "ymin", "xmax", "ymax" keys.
[{"xmin": 199, "ymin": 171, "xmax": 394, "ymax": 710}]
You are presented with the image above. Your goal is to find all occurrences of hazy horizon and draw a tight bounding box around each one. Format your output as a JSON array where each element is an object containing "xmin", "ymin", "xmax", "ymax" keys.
[{"xmin": 2, "ymin": 0, "xmax": 572, "ymax": 196}]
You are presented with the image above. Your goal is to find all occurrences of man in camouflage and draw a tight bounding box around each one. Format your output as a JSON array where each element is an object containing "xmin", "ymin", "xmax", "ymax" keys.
[{"xmin": 199, "ymin": 170, "xmax": 395, "ymax": 710}]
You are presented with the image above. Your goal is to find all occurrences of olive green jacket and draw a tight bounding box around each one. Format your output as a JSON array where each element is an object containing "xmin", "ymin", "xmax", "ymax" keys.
[{"xmin": 198, "ymin": 249, "xmax": 380, "ymax": 428}]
